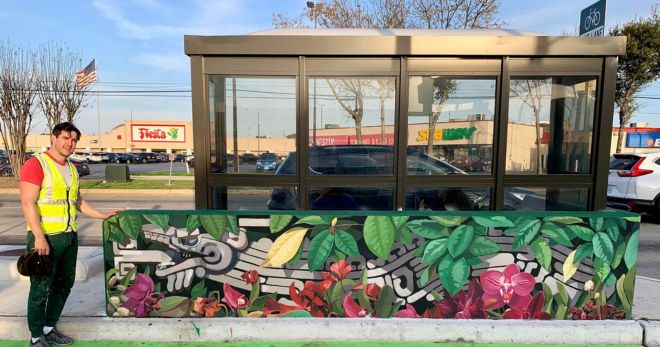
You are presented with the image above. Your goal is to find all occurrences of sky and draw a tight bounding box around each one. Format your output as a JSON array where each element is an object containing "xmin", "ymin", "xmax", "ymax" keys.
[{"xmin": 0, "ymin": 0, "xmax": 658, "ymax": 135}]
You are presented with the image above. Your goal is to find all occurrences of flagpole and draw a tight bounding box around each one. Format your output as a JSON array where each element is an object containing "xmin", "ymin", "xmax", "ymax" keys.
[{"xmin": 96, "ymin": 59, "xmax": 102, "ymax": 151}]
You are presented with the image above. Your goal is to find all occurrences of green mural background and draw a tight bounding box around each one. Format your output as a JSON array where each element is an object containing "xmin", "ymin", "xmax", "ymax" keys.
[{"xmin": 103, "ymin": 210, "xmax": 639, "ymax": 320}]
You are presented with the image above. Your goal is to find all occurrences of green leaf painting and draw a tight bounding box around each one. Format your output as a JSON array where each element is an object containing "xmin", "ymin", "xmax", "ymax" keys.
[
  {"xmin": 334, "ymin": 229, "xmax": 359, "ymax": 256},
  {"xmin": 468, "ymin": 236, "xmax": 501, "ymax": 256},
  {"xmin": 540, "ymin": 223, "xmax": 573, "ymax": 247},
  {"xmin": 422, "ymin": 238, "xmax": 448, "ymax": 264},
  {"xmin": 624, "ymin": 230, "xmax": 639, "ymax": 270},
  {"xmin": 405, "ymin": 220, "xmax": 448, "ymax": 239},
  {"xmin": 531, "ymin": 237, "xmax": 552, "ymax": 271},
  {"xmin": 200, "ymin": 215, "xmax": 227, "ymax": 240},
  {"xmin": 364, "ymin": 216, "xmax": 395, "ymax": 260},
  {"xmin": 439, "ymin": 257, "xmax": 470, "ymax": 296},
  {"xmin": 391, "ymin": 216, "xmax": 409, "ymax": 229},
  {"xmin": 118, "ymin": 214, "xmax": 142, "ymax": 240},
  {"xmin": 295, "ymin": 216, "xmax": 327, "ymax": 226},
  {"xmin": 280, "ymin": 310, "xmax": 313, "ymax": 318},
  {"xmin": 511, "ymin": 220, "xmax": 541, "ymax": 250},
  {"xmin": 544, "ymin": 216, "xmax": 583, "ymax": 225},
  {"xmin": 472, "ymin": 216, "xmax": 514, "ymax": 228},
  {"xmin": 430, "ymin": 215, "xmax": 465, "ymax": 227},
  {"xmin": 447, "ymin": 225, "xmax": 475, "ymax": 258},
  {"xmin": 307, "ymin": 229, "xmax": 335, "ymax": 271},
  {"xmin": 567, "ymin": 225, "xmax": 595, "ymax": 241},
  {"xmin": 592, "ymin": 232, "xmax": 614, "ymax": 264},
  {"xmin": 185, "ymin": 215, "xmax": 200, "ymax": 233},
  {"xmin": 226, "ymin": 215, "xmax": 239, "ymax": 234},
  {"xmin": 270, "ymin": 215, "xmax": 293, "ymax": 233},
  {"xmin": 573, "ymin": 243, "xmax": 593, "ymax": 264},
  {"xmin": 143, "ymin": 214, "xmax": 170, "ymax": 230}
]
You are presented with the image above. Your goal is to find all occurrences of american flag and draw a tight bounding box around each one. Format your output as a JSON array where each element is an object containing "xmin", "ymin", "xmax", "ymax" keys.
[{"xmin": 75, "ymin": 59, "xmax": 97, "ymax": 89}]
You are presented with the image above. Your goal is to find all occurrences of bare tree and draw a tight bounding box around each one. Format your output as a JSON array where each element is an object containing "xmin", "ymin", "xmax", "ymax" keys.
[
  {"xmin": 274, "ymin": 0, "xmax": 501, "ymax": 29},
  {"xmin": 510, "ymin": 79, "xmax": 548, "ymax": 174},
  {"xmin": 326, "ymin": 78, "xmax": 372, "ymax": 143},
  {"xmin": 37, "ymin": 43, "xmax": 89, "ymax": 132},
  {"xmin": 0, "ymin": 42, "xmax": 38, "ymax": 180},
  {"xmin": 373, "ymin": 79, "xmax": 394, "ymax": 144}
]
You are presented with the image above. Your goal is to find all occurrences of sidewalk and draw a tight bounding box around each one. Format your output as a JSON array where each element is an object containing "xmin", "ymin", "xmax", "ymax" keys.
[{"xmin": 0, "ymin": 245, "xmax": 658, "ymax": 345}]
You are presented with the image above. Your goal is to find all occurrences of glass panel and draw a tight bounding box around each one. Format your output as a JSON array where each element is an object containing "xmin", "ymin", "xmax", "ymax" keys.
[
  {"xmin": 309, "ymin": 187, "xmax": 393, "ymax": 210},
  {"xmin": 212, "ymin": 186, "xmax": 297, "ymax": 210},
  {"xmin": 308, "ymin": 77, "xmax": 396, "ymax": 175},
  {"xmin": 208, "ymin": 76, "xmax": 296, "ymax": 174},
  {"xmin": 504, "ymin": 187, "xmax": 588, "ymax": 211},
  {"xmin": 507, "ymin": 77, "xmax": 596, "ymax": 174},
  {"xmin": 405, "ymin": 187, "xmax": 491, "ymax": 211},
  {"xmin": 408, "ymin": 77, "xmax": 496, "ymax": 175}
]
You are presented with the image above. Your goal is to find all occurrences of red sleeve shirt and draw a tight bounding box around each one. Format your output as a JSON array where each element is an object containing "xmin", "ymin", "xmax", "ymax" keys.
[
  {"xmin": 19, "ymin": 152, "xmax": 67, "ymax": 186},
  {"xmin": 19, "ymin": 157, "xmax": 44, "ymax": 186}
]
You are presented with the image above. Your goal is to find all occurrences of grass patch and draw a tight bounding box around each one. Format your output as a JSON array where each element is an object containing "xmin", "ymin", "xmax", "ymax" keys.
[
  {"xmin": 79, "ymin": 179, "xmax": 194, "ymax": 189},
  {"xmin": 132, "ymin": 171, "xmax": 194, "ymax": 176}
]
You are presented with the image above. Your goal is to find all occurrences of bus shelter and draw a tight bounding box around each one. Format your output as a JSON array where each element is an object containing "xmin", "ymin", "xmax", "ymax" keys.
[{"xmin": 101, "ymin": 30, "xmax": 639, "ymax": 326}]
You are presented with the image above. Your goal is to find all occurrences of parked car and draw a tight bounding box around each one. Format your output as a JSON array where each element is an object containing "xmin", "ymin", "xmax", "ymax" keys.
[
  {"xmin": 134, "ymin": 152, "xmax": 159, "ymax": 163},
  {"xmin": 89, "ymin": 152, "xmax": 110, "ymax": 163},
  {"xmin": 267, "ymin": 146, "xmax": 466, "ymax": 210},
  {"xmin": 256, "ymin": 153, "xmax": 282, "ymax": 172},
  {"xmin": 113, "ymin": 153, "xmax": 137, "ymax": 164},
  {"xmin": 0, "ymin": 163, "xmax": 12, "ymax": 177},
  {"xmin": 607, "ymin": 152, "xmax": 660, "ymax": 214},
  {"xmin": 186, "ymin": 155, "xmax": 195, "ymax": 167},
  {"xmin": 175, "ymin": 154, "xmax": 188, "ymax": 162},
  {"xmin": 450, "ymin": 155, "xmax": 485, "ymax": 172},
  {"xmin": 0, "ymin": 159, "xmax": 90, "ymax": 177},
  {"xmin": 70, "ymin": 152, "xmax": 92, "ymax": 163},
  {"xmin": 70, "ymin": 158, "xmax": 91, "ymax": 177},
  {"xmin": 240, "ymin": 153, "xmax": 258, "ymax": 164}
]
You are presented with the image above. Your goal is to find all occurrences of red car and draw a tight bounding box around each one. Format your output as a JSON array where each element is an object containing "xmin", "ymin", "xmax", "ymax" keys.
[{"xmin": 450, "ymin": 156, "xmax": 484, "ymax": 172}]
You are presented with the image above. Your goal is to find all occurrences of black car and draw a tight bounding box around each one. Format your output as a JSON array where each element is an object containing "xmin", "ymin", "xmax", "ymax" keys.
[
  {"xmin": 268, "ymin": 146, "xmax": 467, "ymax": 210},
  {"xmin": 114, "ymin": 153, "xmax": 138, "ymax": 164},
  {"xmin": 240, "ymin": 153, "xmax": 258, "ymax": 164},
  {"xmin": 133, "ymin": 152, "xmax": 159, "ymax": 163},
  {"xmin": 175, "ymin": 154, "xmax": 188, "ymax": 162},
  {"xmin": 0, "ymin": 159, "xmax": 90, "ymax": 177},
  {"xmin": 70, "ymin": 159, "xmax": 91, "ymax": 177}
]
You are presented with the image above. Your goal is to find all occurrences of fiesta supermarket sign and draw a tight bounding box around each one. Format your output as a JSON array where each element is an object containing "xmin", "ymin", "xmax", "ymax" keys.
[{"xmin": 131, "ymin": 125, "xmax": 186, "ymax": 143}]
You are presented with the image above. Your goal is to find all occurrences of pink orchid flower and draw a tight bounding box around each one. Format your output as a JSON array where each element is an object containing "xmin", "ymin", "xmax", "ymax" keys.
[
  {"xmin": 479, "ymin": 263, "xmax": 535, "ymax": 310},
  {"xmin": 221, "ymin": 282, "xmax": 248, "ymax": 311},
  {"xmin": 121, "ymin": 273, "xmax": 162, "ymax": 317},
  {"xmin": 502, "ymin": 292, "xmax": 552, "ymax": 320},
  {"xmin": 437, "ymin": 278, "xmax": 487, "ymax": 319},
  {"xmin": 395, "ymin": 304, "xmax": 421, "ymax": 318}
]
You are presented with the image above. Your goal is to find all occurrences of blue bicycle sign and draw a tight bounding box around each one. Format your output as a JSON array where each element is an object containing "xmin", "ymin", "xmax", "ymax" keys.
[{"xmin": 579, "ymin": 0, "xmax": 606, "ymax": 36}]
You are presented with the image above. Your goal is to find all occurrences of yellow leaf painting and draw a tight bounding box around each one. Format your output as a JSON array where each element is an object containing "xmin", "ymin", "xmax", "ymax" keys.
[
  {"xmin": 261, "ymin": 227, "xmax": 309, "ymax": 267},
  {"xmin": 563, "ymin": 250, "xmax": 579, "ymax": 282}
]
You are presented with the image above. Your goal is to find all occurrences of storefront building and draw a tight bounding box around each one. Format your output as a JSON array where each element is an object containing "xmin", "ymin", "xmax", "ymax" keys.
[{"xmin": 21, "ymin": 120, "xmax": 194, "ymax": 155}]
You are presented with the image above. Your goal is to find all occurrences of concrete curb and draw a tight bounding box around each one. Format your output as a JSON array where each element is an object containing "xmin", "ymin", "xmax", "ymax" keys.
[
  {"xmin": 640, "ymin": 320, "xmax": 660, "ymax": 347},
  {"xmin": 0, "ymin": 246, "xmax": 103, "ymax": 282},
  {"xmin": 0, "ymin": 317, "xmax": 645, "ymax": 344}
]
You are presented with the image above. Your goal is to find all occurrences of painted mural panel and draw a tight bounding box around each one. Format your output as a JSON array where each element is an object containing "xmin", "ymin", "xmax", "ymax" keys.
[{"xmin": 103, "ymin": 211, "xmax": 639, "ymax": 320}]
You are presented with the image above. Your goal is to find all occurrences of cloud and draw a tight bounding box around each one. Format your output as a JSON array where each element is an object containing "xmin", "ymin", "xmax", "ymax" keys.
[
  {"xmin": 93, "ymin": 1, "xmax": 195, "ymax": 39},
  {"xmin": 133, "ymin": 52, "xmax": 189, "ymax": 72}
]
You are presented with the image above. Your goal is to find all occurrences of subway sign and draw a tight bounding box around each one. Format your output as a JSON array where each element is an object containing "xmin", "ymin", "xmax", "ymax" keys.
[
  {"xmin": 416, "ymin": 126, "xmax": 477, "ymax": 142},
  {"xmin": 131, "ymin": 124, "xmax": 186, "ymax": 143}
]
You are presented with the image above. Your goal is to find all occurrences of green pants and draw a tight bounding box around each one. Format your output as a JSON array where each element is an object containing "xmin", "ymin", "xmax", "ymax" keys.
[{"xmin": 26, "ymin": 231, "xmax": 78, "ymax": 338}]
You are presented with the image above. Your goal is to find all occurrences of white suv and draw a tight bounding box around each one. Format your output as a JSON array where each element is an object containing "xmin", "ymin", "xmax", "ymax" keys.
[{"xmin": 607, "ymin": 152, "xmax": 660, "ymax": 214}]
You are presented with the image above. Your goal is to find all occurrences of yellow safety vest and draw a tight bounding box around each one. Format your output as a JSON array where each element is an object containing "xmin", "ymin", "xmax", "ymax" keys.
[{"xmin": 28, "ymin": 153, "xmax": 79, "ymax": 235}]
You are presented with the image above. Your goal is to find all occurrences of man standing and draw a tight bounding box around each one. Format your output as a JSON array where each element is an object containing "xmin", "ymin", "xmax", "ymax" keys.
[{"xmin": 19, "ymin": 122, "xmax": 118, "ymax": 347}]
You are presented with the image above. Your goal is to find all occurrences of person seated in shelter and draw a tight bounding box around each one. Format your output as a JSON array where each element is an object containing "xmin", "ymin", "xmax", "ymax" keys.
[
  {"xmin": 418, "ymin": 188, "xmax": 473, "ymax": 211},
  {"xmin": 312, "ymin": 187, "xmax": 359, "ymax": 210}
]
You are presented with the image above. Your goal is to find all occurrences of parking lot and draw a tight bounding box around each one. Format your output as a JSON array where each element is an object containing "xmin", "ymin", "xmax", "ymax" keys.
[{"xmin": 82, "ymin": 161, "xmax": 269, "ymax": 179}]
